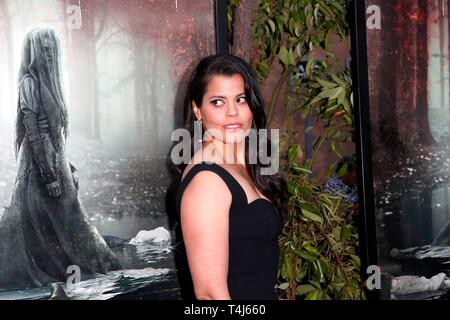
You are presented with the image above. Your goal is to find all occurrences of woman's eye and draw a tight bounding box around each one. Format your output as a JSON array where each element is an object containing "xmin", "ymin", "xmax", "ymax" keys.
[
  {"xmin": 210, "ymin": 99, "xmax": 224, "ymax": 106},
  {"xmin": 236, "ymin": 96, "xmax": 247, "ymax": 104}
]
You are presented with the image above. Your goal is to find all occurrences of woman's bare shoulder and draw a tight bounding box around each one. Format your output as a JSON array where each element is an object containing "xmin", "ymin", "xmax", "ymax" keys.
[{"xmin": 181, "ymin": 166, "xmax": 232, "ymax": 210}]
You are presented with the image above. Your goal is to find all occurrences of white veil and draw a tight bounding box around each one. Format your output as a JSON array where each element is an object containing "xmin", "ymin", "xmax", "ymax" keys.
[{"xmin": 16, "ymin": 28, "xmax": 69, "ymax": 153}]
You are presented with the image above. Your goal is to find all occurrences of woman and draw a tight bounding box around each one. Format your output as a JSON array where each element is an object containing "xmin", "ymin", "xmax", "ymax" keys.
[
  {"xmin": 0, "ymin": 28, "xmax": 120, "ymax": 291},
  {"xmin": 175, "ymin": 54, "xmax": 287, "ymax": 300}
]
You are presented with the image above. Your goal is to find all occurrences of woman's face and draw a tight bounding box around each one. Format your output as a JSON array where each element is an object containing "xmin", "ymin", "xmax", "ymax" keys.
[
  {"xmin": 192, "ymin": 74, "xmax": 253, "ymax": 144},
  {"xmin": 41, "ymin": 35, "xmax": 56, "ymax": 67}
]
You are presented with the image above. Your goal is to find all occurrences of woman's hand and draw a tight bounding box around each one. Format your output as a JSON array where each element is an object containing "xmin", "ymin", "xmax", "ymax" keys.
[{"xmin": 46, "ymin": 181, "xmax": 62, "ymax": 197}]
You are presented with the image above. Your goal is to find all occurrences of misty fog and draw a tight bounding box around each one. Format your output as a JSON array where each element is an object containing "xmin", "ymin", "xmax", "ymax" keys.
[{"xmin": 0, "ymin": 0, "xmax": 216, "ymax": 236}]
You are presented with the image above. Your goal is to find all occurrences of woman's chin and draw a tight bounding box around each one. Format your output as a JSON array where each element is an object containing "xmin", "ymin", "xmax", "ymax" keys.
[
  {"xmin": 222, "ymin": 131, "xmax": 248, "ymax": 144},
  {"xmin": 222, "ymin": 136, "xmax": 246, "ymax": 144}
]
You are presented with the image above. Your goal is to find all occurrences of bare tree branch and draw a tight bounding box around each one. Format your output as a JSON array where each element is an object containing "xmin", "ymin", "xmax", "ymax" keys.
[
  {"xmin": 94, "ymin": 2, "xmax": 108, "ymax": 42},
  {"xmin": 96, "ymin": 28, "xmax": 125, "ymax": 52}
]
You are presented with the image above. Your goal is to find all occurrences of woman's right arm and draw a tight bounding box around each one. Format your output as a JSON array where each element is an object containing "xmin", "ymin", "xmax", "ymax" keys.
[
  {"xmin": 180, "ymin": 170, "xmax": 232, "ymax": 300},
  {"xmin": 20, "ymin": 78, "xmax": 61, "ymax": 197}
]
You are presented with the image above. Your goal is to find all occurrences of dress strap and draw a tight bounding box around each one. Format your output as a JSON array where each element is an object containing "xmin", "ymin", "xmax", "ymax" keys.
[{"xmin": 176, "ymin": 162, "xmax": 248, "ymax": 214}]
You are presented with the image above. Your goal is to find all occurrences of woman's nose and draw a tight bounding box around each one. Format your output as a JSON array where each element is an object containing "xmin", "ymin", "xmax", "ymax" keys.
[{"xmin": 226, "ymin": 102, "xmax": 238, "ymax": 116}]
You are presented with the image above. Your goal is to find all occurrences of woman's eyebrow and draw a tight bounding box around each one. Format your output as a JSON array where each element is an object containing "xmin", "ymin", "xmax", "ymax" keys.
[
  {"xmin": 208, "ymin": 95, "xmax": 226, "ymax": 99},
  {"xmin": 208, "ymin": 93, "xmax": 246, "ymax": 99}
]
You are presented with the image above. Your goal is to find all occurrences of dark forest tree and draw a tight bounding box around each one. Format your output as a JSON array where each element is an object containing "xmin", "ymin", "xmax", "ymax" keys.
[
  {"xmin": 394, "ymin": 0, "xmax": 434, "ymax": 147},
  {"xmin": 369, "ymin": 1, "xmax": 435, "ymax": 155},
  {"xmin": 230, "ymin": 0, "xmax": 258, "ymax": 63},
  {"xmin": 106, "ymin": 0, "xmax": 163, "ymax": 147},
  {"xmin": 63, "ymin": 0, "xmax": 216, "ymax": 147},
  {"xmin": 416, "ymin": 0, "xmax": 434, "ymax": 145},
  {"xmin": 67, "ymin": 0, "xmax": 106, "ymax": 140},
  {"xmin": 376, "ymin": 2, "xmax": 402, "ymax": 152}
]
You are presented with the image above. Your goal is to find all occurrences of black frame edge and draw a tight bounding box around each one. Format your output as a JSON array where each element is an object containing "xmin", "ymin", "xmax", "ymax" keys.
[
  {"xmin": 214, "ymin": 0, "xmax": 230, "ymax": 54},
  {"xmin": 350, "ymin": 0, "xmax": 380, "ymax": 300}
]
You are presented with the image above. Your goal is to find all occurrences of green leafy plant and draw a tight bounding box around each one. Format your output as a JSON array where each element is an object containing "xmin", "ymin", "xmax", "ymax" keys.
[
  {"xmin": 249, "ymin": 0, "xmax": 364, "ymax": 300},
  {"xmin": 277, "ymin": 142, "xmax": 363, "ymax": 300},
  {"xmin": 228, "ymin": 0, "xmax": 362, "ymax": 299},
  {"xmin": 252, "ymin": 0, "xmax": 350, "ymax": 125}
]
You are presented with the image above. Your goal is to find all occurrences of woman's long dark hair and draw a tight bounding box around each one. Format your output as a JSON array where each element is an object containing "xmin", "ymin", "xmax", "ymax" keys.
[{"xmin": 179, "ymin": 54, "xmax": 287, "ymax": 216}]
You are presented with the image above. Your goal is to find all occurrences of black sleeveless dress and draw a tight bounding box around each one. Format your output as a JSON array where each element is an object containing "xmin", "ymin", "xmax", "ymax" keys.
[{"xmin": 176, "ymin": 162, "xmax": 282, "ymax": 300}]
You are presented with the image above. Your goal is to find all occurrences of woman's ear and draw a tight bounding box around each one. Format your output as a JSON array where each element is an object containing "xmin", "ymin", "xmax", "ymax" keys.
[{"xmin": 192, "ymin": 101, "xmax": 201, "ymax": 121}]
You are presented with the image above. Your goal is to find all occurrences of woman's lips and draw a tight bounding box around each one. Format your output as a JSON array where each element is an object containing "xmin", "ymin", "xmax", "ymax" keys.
[{"xmin": 223, "ymin": 124, "xmax": 242, "ymax": 130}]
